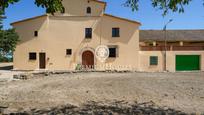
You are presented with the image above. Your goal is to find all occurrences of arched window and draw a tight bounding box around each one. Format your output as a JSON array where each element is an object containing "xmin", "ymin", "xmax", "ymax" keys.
[{"xmin": 87, "ymin": 7, "xmax": 91, "ymax": 14}]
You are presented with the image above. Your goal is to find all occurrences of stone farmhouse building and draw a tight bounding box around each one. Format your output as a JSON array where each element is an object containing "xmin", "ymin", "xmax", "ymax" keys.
[
  {"xmin": 11, "ymin": 0, "xmax": 204, "ymax": 72},
  {"xmin": 140, "ymin": 30, "xmax": 204, "ymax": 72}
]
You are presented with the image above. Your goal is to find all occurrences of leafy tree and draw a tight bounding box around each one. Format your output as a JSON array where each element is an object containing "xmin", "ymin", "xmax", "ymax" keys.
[
  {"xmin": 0, "ymin": 0, "xmax": 64, "ymax": 15},
  {"xmin": 0, "ymin": 8, "xmax": 19, "ymax": 62},
  {"xmin": 124, "ymin": 0, "xmax": 192, "ymax": 16},
  {"xmin": 35, "ymin": 0, "xmax": 64, "ymax": 14},
  {"xmin": 0, "ymin": 0, "xmax": 194, "ymax": 16},
  {"xmin": 0, "ymin": 28, "xmax": 19, "ymax": 62},
  {"xmin": 0, "ymin": 28, "xmax": 19, "ymax": 57},
  {"xmin": 0, "ymin": 7, "xmax": 4, "ymax": 29}
]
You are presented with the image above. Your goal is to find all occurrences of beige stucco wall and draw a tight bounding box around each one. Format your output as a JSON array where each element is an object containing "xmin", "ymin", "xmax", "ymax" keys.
[
  {"xmin": 13, "ymin": 16, "xmax": 49, "ymax": 70},
  {"xmin": 139, "ymin": 51, "xmax": 164, "ymax": 72},
  {"xmin": 55, "ymin": 0, "xmax": 105, "ymax": 16},
  {"xmin": 13, "ymin": 14, "xmax": 140, "ymax": 70},
  {"xmin": 139, "ymin": 51, "xmax": 204, "ymax": 72},
  {"xmin": 166, "ymin": 51, "xmax": 204, "ymax": 72}
]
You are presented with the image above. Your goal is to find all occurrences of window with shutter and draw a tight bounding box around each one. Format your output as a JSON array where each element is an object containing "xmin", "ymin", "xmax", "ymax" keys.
[{"xmin": 150, "ymin": 56, "xmax": 158, "ymax": 65}]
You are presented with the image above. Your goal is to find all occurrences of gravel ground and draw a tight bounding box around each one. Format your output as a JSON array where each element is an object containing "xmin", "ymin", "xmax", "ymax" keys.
[
  {"xmin": 0, "ymin": 72, "xmax": 204, "ymax": 114},
  {"xmin": 0, "ymin": 70, "xmax": 23, "ymax": 82}
]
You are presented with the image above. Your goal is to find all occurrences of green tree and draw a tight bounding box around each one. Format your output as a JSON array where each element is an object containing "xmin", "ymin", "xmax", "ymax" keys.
[
  {"xmin": 0, "ymin": 8, "xmax": 19, "ymax": 62},
  {"xmin": 0, "ymin": 28, "xmax": 19, "ymax": 57},
  {"xmin": 0, "ymin": 7, "xmax": 4, "ymax": 29},
  {"xmin": 124, "ymin": 0, "xmax": 192, "ymax": 16},
  {"xmin": 0, "ymin": 28, "xmax": 19, "ymax": 62},
  {"xmin": 0, "ymin": 0, "xmax": 64, "ymax": 15},
  {"xmin": 0, "ymin": 0, "xmax": 194, "ymax": 16}
]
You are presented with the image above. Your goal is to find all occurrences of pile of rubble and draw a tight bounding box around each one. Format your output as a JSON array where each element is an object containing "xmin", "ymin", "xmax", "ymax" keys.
[{"xmin": 2, "ymin": 101, "xmax": 187, "ymax": 115}]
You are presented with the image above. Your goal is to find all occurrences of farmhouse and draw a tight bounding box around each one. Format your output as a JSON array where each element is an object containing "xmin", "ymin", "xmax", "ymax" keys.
[{"xmin": 11, "ymin": 0, "xmax": 204, "ymax": 72}]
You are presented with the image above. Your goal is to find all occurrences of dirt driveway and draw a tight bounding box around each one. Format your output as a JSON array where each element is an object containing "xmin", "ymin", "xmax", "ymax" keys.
[{"xmin": 0, "ymin": 72, "xmax": 204, "ymax": 114}]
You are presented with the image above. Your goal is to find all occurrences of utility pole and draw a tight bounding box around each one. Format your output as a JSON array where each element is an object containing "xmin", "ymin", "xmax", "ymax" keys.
[{"xmin": 163, "ymin": 19, "xmax": 173, "ymax": 72}]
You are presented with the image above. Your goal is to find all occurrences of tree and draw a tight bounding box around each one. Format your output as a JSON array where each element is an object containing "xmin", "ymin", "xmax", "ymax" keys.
[
  {"xmin": 0, "ymin": 0, "xmax": 193, "ymax": 16},
  {"xmin": 0, "ymin": 28, "xmax": 19, "ymax": 62},
  {"xmin": 0, "ymin": 0, "xmax": 64, "ymax": 15},
  {"xmin": 124, "ymin": 0, "xmax": 192, "ymax": 16},
  {"xmin": 0, "ymin": 28, "xmax": 19, "ymax": 57},
  {"xmin": 0, "ymin": 7, "xmax": 4, "ymax": 29},
  {"xmin": 0, "ymin": 8, "xmax": 19, "ymax": 62}
]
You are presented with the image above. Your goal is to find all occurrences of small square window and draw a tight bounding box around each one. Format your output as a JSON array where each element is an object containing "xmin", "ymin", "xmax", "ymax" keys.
[
  {"xmin": 85, "ymin": 28, "xmax": 92, "ymax": 38},
  {"xmin": 34, "ymin": 31, "xmax": 38, "ymax": 37},
  {"xmin": 150, "ymin": 56, "xmax": 158, "ymax": 65},
  {"xmin": 61, "ymin": 7, "xmax": 65, "ymax": 14},
  {"xmin": 29, "ymin": 52, "xmax": 36, "ymax": 60},
  {"xmin": 66, "ymin": 49, "xmax": 72, "ymax": 55},
  {"xmin": 112, "ymin": 28, "xmax": 120, "ymax": 37},
  {"xmin": 109, "ymin": 48, "xmax": 116, "ymax": 58}
]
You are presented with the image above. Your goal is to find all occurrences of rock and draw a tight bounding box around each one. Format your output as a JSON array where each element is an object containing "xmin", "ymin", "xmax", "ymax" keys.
[
  {"xmin": 174, "ymin": 96, "xmax": 176, "ymax": 99},
  {"xmin": 164, "ymin": 94, "xmax": 168, "ymax": 97},
  {"xmin": 191, "ymin": 87, "xmax": 194, "ymax": 90},
  {"xmin": 0, "ymin": 104, "xmax": 8, "ymax": 114},
  {"xmin": 13, "ymin": 73, "xmax": 33, "ymax": 80}
]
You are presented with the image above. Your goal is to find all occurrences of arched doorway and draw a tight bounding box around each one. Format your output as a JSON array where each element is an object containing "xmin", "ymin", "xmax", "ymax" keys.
[{"xmin": 82, "ymin": 50, "xmax": 94, "ymax": 69}]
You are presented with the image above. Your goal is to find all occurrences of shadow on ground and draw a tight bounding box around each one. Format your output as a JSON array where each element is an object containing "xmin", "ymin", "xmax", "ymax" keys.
[
  {"xmin": 1, "ymin": 101, "xmax": 188, "ymax": 115},
  {"xmin": 0, "ymin": 65, "xmax": 13, "ymax": 70}
]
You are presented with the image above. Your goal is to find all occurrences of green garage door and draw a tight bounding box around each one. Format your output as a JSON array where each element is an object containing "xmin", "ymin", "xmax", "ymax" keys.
[{"xmin": 176, "ymin": 55, "xmax": 200, "ymax": 71}]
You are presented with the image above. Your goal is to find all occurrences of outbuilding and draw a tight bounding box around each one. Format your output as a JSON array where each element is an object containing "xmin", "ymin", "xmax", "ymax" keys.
[{"xmin": 139, "ymin": 30, "xmax": 204, "ymax": 72}]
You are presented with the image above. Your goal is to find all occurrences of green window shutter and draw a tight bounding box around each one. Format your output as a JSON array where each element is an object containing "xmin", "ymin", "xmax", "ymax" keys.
[{"xmin": 150, "ymin": 56, "xmax": 158, "ymax": 65}]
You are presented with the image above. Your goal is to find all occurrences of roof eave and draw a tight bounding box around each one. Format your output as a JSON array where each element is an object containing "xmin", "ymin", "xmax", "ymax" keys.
[
  {"xmin": 11, "ymin": 14, "xmax": 48, "ymax": 26},
  {"xmin": 104, "ymin": 13, "xmax": 141, "ymax": 25}
]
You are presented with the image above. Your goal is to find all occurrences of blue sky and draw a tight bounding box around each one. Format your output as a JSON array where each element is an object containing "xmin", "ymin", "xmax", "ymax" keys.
[{"xmin": 3, "ymin": 0, "xmax": 204, "ymax": 30}]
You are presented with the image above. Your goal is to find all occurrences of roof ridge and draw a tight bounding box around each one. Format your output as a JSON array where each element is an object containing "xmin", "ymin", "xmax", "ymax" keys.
[
  {"xmin": 104, "ymin": 13, "xmax": 141, "ymax": 25},
  {"xmin": 11, "ymin": 14, "xmax": 47, "ymax": 25},
  {"xmin": 91, "ymin": 0, "xmax": 106, "ymax": 4},
  {"xmin": 140, "ymin": 29, "xmax": 204, "ymax": 42}
]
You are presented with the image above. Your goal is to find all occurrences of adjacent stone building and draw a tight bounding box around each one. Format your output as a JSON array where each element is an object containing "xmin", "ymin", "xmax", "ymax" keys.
[{"xmin": 139, "ymin": 30, "xmax": 204, "ymax": 72}]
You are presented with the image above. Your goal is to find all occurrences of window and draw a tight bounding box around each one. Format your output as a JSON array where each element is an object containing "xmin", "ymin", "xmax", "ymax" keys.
[
  {"xmin": 85, "ymin": 28, "xmax": 92, "ymax": 38},
  {"xmin": 112, "ymin": 28, "xmax": 120, "ymax": 37},
  {"xmin": 34, "ymin": 31, "xmax": 38, "ymax": 37},
  {"xmin": 150, "ymin": 56, "xmax": 158, "ymax": 66},
  {"xmin": 149, "ymin": 42, "xmax": 157, "ymax": 46},
  {"xmin": 87, "ymin": 7, "xmax": 91, "ymax": 14},
  {"xmin": 29, "ymin": 52, "xmax": 37, "ymax": 60},
  {"xmin": 61, "ymin": 7, "xmax": 65, "ymax": 14},
  {"xmin": 109, "ymin": 48, "xmax": 117, "ymax": 58},
  {"xmin": 108, "ymin": 45, "xmax": 118, "ymax": 58},
  {"xmin": 66, "ymin": 49, "xmax": 72, "ymax": 55}
]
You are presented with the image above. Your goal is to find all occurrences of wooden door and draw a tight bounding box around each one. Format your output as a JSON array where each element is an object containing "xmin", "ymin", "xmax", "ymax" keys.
[
  {"xmin": 39, "ymin": 53, "xmax": 46, "ymax": 69},
  {"xmin": 82, "ymin": 51, "xmax": 94, "ymax": 69}
]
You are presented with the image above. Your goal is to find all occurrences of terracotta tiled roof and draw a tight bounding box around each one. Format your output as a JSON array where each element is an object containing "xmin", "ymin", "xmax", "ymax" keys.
[{"xmin": 140, "ymin": 30, "xmax": 204, "ymax": 42}]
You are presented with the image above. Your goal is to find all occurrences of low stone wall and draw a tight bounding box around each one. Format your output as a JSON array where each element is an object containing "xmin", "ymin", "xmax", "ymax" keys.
[{"xmin": 12, "ymin": 70, "xmax": 134, "ymax": 80}]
